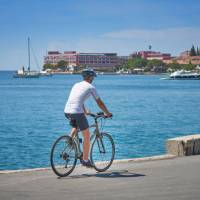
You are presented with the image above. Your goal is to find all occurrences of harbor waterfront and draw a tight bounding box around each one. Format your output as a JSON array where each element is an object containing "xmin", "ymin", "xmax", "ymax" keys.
[{"xmin": 0, "ymin": 71, "xmax": 200, "ymax": 170}]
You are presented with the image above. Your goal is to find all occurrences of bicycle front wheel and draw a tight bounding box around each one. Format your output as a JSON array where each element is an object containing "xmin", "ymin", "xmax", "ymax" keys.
[
  {"xmin": 50, "ymin": 135, "xmax": 77, "ymax": 177},
  {"xmin": 90, "ymin": 132, "xmax": 115, "ymax": 172}
]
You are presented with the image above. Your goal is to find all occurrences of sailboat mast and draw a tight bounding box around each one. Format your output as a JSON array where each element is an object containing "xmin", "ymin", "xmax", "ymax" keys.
[{"xmin": 28, "ymin": 37, "xmax": 30, "ymax": 71}]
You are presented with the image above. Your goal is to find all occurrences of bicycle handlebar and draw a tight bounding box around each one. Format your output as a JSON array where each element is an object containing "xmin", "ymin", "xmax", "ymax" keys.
[{"xmin": 87, "ymin": 112, "xmax": 113, "ymax": 119}]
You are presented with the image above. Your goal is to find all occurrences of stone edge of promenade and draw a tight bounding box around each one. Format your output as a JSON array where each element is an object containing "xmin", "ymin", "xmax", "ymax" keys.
[
  {"xmin": 166, "ymin": 134, "xmax": 200, "ymax": 156},
  {"xmin": 0, "ymin": 154, "xmax": 176, "ymax": 175}
]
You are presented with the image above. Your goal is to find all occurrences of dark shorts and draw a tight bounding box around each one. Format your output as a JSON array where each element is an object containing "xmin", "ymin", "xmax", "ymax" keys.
[{"xmin": 65, "ymin": 113, "xmax": 89, "ymax": 131}]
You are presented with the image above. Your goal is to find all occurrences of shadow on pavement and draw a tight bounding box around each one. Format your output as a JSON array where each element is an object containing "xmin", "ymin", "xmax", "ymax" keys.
[
  {"xmin": 94, "ymin": 170, "xmax": 146, "ymax": 178},
  {"xmin": 58, "ymin": 170, "xmax": 146, "ymax": 179}
]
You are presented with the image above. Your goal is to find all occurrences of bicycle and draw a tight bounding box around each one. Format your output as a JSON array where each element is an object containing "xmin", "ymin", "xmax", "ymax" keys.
[{"xmin": 50, "ymin": 112, "xmax": 115, "ymax": 177}]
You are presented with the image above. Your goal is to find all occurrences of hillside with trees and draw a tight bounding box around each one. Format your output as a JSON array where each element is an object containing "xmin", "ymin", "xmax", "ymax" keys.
[
  {"xmin": 122, "ymin": 57, "xmax": 196, "ymax": 73},
  {"xmin": 43, "ymin": 60, "xmax": 68, "ymax": 71}
]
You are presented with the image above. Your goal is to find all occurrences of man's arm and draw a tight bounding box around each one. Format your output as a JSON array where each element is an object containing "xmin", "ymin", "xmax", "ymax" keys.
[
  {"xmin": 95, "ymin": 98, "xmax": 112, "ymax": 117},
  {"xmin": 82, "ymin": 104, "xmax": 89, "ymax": 115}
]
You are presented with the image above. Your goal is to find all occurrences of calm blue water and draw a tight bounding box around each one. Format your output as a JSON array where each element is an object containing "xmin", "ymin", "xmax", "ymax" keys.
[{"xmin": 0, "ymin": 71, "xmax": 200, "ymax": 170}]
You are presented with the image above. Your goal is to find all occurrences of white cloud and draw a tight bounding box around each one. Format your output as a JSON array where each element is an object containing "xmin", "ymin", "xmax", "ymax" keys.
[
  {"xmin": 73, "ymin": 27, "xmax": 200, "ymax": 56},
  {"xmin": 42, "ymin": 27, "xmax": 200, "ymax": 57},
  {"xmin": 103, "ymin": 27, "xmax": 200, "ymax": 41}
]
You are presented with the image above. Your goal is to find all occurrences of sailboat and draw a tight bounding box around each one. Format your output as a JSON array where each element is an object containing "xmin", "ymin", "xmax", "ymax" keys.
[{"xmin": 13, "ymin": 37, "xmax": 40, "ymax": 78}]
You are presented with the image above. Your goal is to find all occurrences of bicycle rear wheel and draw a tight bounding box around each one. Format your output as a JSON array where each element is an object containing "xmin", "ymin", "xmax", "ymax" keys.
[
  {"xmin": 90, "ymin": 132, "xmax": 115, "ymax": 172},
  {"xmin": 50, "ymin": 135, "xmax": 77, "ymax": 177}
]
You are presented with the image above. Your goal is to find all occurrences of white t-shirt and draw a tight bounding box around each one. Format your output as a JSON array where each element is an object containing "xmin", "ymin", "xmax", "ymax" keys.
[{"xmin": 64, "ymin": 81, "xmax": 100, "ymax": 114}]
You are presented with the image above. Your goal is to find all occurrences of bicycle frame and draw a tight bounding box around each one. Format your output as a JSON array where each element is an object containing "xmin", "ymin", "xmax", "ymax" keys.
[{"xmin": 72, "ymin": 116, "xmax": 104, "ymax": 159}]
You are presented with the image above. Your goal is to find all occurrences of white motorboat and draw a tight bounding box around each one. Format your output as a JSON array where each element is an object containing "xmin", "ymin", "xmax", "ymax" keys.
[{"xmin": 169, "ymin": 70, "xmax": 200, "ymax": 80}]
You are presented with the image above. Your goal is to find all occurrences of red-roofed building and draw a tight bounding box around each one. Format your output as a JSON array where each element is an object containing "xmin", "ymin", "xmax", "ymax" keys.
[
  {"xmin": 136, "ymin": 51, "xmax": 171, "ymax": 61},
  {"xmin": 174, "ymin": 51, "xmax": 200, "ymax": 65},
  {"xmin": 44, "ymin": 51, "xmax": 119, "ymax": 71},
  {"xmin": 44, "ymin": 51, "xmax": 77, "ymax": 66}
]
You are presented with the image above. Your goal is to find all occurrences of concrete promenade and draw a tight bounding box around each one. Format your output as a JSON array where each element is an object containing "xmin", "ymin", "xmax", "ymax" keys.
[{"xmin": 0, "ymin": 155, "xmax": 200, "ymax": 200}]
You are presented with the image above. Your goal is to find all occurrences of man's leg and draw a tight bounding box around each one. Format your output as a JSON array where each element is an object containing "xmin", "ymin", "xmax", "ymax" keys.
[
  {"xmin": 82, "ymin": 128, "xmax": 90, "ymax": 160},
  {"xmin": 70, "ymin": 127, "xmax": 77, "ymax": 138}
]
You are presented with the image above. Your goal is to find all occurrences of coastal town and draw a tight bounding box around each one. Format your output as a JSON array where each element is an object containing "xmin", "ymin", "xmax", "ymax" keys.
[
  {"xmin": 1, "ymin": 1, "xmax": 200, "ymax": 199},
  {"xmin": 43, "ymin": 46, "xmax": 200, "ymax": 74}
]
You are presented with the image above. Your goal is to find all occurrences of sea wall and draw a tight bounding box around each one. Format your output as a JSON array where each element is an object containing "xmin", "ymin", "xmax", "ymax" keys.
[{"xmin": 166, "ymin": 134, "xmax": 200, "ymax": 156}]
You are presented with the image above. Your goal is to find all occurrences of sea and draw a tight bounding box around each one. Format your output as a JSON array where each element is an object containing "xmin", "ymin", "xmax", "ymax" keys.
[{"xmin": 0, "ymin": 71, "xmax": 200, "ymax": 170}]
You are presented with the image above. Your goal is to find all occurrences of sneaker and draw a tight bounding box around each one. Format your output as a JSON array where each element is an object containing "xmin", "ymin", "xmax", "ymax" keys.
[{"xmin": 81, "ymin": 159, "xmax": 94, "ymax": 168}]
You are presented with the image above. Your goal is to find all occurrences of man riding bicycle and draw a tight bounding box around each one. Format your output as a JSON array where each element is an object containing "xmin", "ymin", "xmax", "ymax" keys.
[{"xmin": 64, "ymin": 69, "xmax": 112, "ymax": 167}]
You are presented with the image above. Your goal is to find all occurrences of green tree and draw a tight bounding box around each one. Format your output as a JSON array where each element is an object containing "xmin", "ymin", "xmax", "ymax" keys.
[
  {"xmin": 57, "ymin": 60, "xmax": 68, "ymax": 67},
  {"xmin": 124, "ymin": 59, "xmax": 134, "ymax": 70},
  {"xmin": 153, "ymin": 65, "xmax": 168, "ymax": 73},
  {"xmin": 144, "ymin": 59, "xmax": 166, "ymax": 72},
  {"xmin": 56, "ymin": 60, "xmax": 69, "ymax": 71},
  {"xmin": 190, "ymin": 45, "xmax": 196, "ymax": 56},
  {"xmin": 182, "ymin": 63, "xmax": 196, "ymax": 71},
  {"xmin": 167, "ymin": 61, "xmax": 182, "ymax": 71},
  {"xmin": 124, "ymin": 57, "xmax": 147, "ymax": 70},
  {"xmin": 43, "ymin": 63, "xmax": 55, "ymax": 70},
  {"xmin": 147, "ymin": 59, "xmax": 164, "ymax": 68}
]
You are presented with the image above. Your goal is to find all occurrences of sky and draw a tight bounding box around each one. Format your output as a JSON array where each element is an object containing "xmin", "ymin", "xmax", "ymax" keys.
[{"xmin": 0, "ymin": 0, "xmax": 200, "ymax": 70}]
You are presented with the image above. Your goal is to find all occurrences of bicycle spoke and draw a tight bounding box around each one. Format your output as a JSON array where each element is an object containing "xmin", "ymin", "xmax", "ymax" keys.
[
  {"xmin": 50, "ymin": 135, "xmax": 77, "ymax": 177},
  {"xmin": 90, "ymin": 133, "xmax": 115, "ymax": 172}
]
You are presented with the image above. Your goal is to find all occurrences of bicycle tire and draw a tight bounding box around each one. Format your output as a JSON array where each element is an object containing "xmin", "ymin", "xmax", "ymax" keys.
[
  {"xmin": 90, "ymin": 132, "xmax": 115, "ymax": 172},
  {"xmin": 50, "ymin": 135, "xmax": 77, "ymax": 177}
]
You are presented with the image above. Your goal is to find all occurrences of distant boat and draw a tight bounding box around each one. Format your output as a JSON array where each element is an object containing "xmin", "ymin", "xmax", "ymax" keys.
[
  {"xmin": 169, "ymin": 70, "xmax": 200, "ymax": 80},
  {"xmin": 39, "ymin": 69, "xmax": 53, "ymax": 76},
  {"xmin": 13, "ymin": 69, "xmax": 40, "ymax": 78},
  {"xmin": 116, "ymin": 69, "xmax": 129, "ymax": 74},
  {"xmin": 13, "ymin": 37, "xmax": 40, "ymax": 78},
  {"xmin": 96, "ymin": 72, "xmax": 104, "ymax": 75}
]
